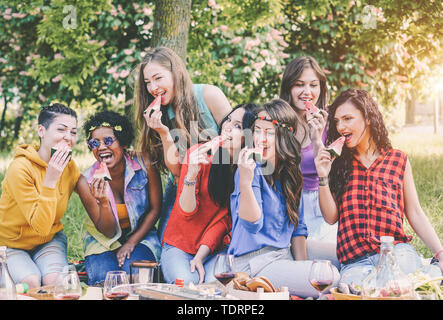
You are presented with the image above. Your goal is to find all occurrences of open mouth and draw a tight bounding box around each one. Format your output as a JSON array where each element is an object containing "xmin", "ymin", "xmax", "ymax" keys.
[
  {"xmin": 342, "ymin": 133, "xmax": 352, "ymax": 142},
  {"xmin": 299, "ymin": 96, "xmax": 313, "ymax": 102},
  {"xmin": 98, "ymin": 152, "xmax": 113, "ymax": 163}
]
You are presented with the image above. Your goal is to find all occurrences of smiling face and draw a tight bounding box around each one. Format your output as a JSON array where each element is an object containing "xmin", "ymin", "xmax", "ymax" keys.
[
  {"xmin": 290, "ymin": 67, "xmax": 321, "ymax": 114},
  {"xmin": 143, "ymin": 61, "xmax": 174, "ymax": 105},
  {"xmin": 220, "ymin": 107, "xmax": 246, "ymax": 157},
  {"xmin": 253, "ymin": 111, "xmax": 277, "ymax": 166},
  {"xmin": 90, "ymin": 127, "xmax": 125, "ymax": 170},
  {"xmin": 333, "ymin": 101, "xmax": 370, "ymax": 149},
  {"xmin": 38, "ymin": 114, "xmax": 77, "ymax": 151}
]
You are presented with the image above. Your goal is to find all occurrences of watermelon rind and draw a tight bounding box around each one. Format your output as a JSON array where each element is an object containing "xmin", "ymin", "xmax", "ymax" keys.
[
  {"xmin": 248, "ymin": 149, "xmax": 263, "ymax": 163},
  {"xmin": 51, "ymin": 147, "xmax": 72, "ymax": 158},
  {"xmin": 326, "ymin": 147, "xmax": 341, "ymax": 158}
]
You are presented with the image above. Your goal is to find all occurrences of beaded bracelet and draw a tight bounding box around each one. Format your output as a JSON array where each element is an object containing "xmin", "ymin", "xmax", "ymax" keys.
[{"xmin": 184, "ymin": 176, "xmax": 197, "ymax": 187}]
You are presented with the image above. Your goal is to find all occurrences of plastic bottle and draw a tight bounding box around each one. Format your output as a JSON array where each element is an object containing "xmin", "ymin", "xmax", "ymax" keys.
[
  {"xmin": 361, "ymin": 236, "xmax": 414, "ymax": 300},
  {"xmin": 0, "ymin": 246, "xmax": 17, "ymax": 300}
]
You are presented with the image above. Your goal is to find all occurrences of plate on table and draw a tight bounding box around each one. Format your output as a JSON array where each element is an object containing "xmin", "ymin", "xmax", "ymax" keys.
[
  {"xmin": 330, "ymin": 287, "xmax": 361, "ymax": 300},
  {"xmin": 27, "ymin": 285, "xmax": 55, "ymax": 300}
]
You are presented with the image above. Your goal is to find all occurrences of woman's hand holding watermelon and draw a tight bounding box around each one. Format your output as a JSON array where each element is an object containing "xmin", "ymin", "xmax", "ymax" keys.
[
  {"xmin": 144, "ymin": 105, "xmax": 169, "ymax": 136},
  {"xmin": 90, "ymin": 177, "xmax": 109, "ymax": 204},
  {"xmin": 314, "ymin": 145, "xmax": 334, "ymax": 179},
  {"xmin": 186, "ymin": 142, "xmax": 211, "ymax": 181},
  {"xmin": 307, "ymin": 109, "xmax": 327, "ymax": 145},
  {"xmin": 44, "ymin": 142, "xmax": 72, "ymax": 188}
]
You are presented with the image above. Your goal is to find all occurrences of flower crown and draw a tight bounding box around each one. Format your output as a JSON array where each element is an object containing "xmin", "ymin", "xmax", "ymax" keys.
[
  {"xmin": 254, "ymin": 115, "xmax": 294, "ymax": 132},
  {"xmin": 88, "ymin": 122, "xmax": 122, "ymax": 132}
]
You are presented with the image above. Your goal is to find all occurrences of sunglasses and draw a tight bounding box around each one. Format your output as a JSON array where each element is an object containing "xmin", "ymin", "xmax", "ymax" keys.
[{"xmin": 88, "ymin": 136, "xmax": 116, "ymax": 150}]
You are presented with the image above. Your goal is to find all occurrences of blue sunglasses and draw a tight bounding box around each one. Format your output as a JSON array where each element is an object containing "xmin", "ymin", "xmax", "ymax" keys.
[{"xmin": 88, "ymin": 136, "xmax": 116, "ymax": 150}]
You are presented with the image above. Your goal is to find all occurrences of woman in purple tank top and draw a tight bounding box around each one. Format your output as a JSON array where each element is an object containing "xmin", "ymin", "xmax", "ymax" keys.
[{"xmin": 280, "ymin": 56, "xmax": 339, "ymax": 269}]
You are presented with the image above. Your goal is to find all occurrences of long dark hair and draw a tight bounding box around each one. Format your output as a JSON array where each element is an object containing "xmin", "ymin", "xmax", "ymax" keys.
[
  {"xmin": 279, "ymin": 56, "xmax": 329, "ymax": 110},
  {"xmin": 253, "ymin": 99, "xmax": 303, "ymax": 228},
  {"xmin": 327, "ymin": 89, "xmax": 392, "ymax": 199},
  {"xmin": 207, "ymin": 103, "xmax": 258, "ymax": 208}
]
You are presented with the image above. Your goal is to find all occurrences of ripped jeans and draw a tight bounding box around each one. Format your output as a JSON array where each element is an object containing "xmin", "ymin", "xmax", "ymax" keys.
[{"xmin": 5, "ymin": 231, "xmax": 69, "ymax": 284}]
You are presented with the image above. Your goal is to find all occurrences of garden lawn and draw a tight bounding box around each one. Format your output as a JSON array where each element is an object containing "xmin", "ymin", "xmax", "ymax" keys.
[{"xmin": 0, "ymin": 130, "xmax": 441, "ymax": 262}]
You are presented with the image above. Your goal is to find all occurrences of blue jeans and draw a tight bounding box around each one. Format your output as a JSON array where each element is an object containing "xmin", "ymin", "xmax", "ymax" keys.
[
  {"xmin": 85, "ymin": 243, "xmax": 155, "ymax": 286},
  {"xmin": 157, "ymin": 178, "xmax": 177, "ymax": 242},
  {"xmin": 160, "ymin": 243, "xmax": 220, "ymax": 284},
  {"xmin": 6, "ymin": 231, "xmax": 68, "ymax": 284},
  {"xmin": 339, "ymin": 243, "xmax": 442, "ymax": 286}
]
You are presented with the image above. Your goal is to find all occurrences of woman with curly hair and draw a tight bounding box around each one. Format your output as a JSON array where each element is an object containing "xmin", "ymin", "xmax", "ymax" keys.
[
  {"xmin": 77, "ymin": 111, "xmax": 162, "ymax": 286},
  {"xmin": 280, "ymin": 56, "xmax": 339, "ymax": 268},
  {"xmin": 314, "ymin": 89, "xmax": 443, "ymax": 286},
  {"xmin": 228, "ymin": 99, "xmax": 339, "ymax": 298},
  {"xmin": 133, "ymin": 47, "xmax": 231, "ymax": 241}
]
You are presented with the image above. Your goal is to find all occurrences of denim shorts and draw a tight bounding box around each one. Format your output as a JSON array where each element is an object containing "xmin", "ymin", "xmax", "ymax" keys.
[
  {"xmin": 5, "ymin": 230, "xmax": 69, "ymax": 284},
  {"xmin": 339, "ymin": 242, "xmax": 442, "ymax": 286}
]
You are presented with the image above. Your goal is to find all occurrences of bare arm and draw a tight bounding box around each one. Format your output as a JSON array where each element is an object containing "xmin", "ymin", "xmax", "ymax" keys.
[
  {"xmin": 291, "ymin": 236, "xmax": 307, "ymax": 260},
  {"xmin": 314, "ymin": 147, "xmax": 339, "ymax": 224},
  {"xmin": 203, "ymin": 85, "xmax": 232, "ymax": 125},
  {"xmin": 237, "ymin": 148, "xmax": 262, "ymax": 223},
  {"xmin": 75, "ymin": 175, "xmax": 116, "ymax": 238},
  {"xmin": 402, "ymin": 160, "xmax": 443, "ymax": 267}
]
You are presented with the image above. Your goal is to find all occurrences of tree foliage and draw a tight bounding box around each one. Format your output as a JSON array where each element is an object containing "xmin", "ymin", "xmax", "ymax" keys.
[{"xmin": 0, "ymin": 0, "xmax": 441, "ymax": 151}]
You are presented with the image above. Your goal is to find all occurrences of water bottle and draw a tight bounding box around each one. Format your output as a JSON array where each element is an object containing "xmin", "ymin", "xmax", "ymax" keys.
[
  {"xmin": 0, "ymin": 246, "xmax": 17, "ymax": 300},
  {"xmin": 361, "ymin": 236, "xmax": 413, "ymax": 300}
]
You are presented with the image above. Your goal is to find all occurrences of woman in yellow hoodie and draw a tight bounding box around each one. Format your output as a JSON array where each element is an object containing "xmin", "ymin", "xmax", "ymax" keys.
[{"xmin": 0, "ymin": 103, "xmax": 82, "ymax": 289}]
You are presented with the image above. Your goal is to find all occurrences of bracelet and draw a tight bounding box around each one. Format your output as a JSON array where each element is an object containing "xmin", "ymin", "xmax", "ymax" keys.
[
  {"xmin": 433, "ymin": 248, "xmax": 443, "ymax": 259},
  {"xmin": 184, "ymin": 176, "xmax": 197, "ymax": 187},
  {"xmin": 318, "ymin": 176, "xmax": 329, "ymax": 186}
]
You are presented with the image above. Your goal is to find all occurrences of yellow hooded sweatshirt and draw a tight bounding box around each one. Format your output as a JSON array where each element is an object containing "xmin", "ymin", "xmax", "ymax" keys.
[{"xmin": 0, "ymin": 144, "xmax": 80, "ymax": 250}]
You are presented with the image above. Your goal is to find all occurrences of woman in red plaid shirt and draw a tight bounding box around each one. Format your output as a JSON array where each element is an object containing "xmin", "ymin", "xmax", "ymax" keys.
[{"xmin": 314, "ymin": 89, "xmax": 442, "ymax": 286}]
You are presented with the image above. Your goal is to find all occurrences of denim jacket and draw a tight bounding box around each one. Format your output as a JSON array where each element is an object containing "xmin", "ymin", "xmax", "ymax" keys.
[{"xmin": 82, "ymin": 154, "xmax": 161, "ymax": 261}]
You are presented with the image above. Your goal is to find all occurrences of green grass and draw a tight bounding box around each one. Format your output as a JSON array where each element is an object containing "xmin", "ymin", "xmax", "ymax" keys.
[{"xmin": 0, "ymin": 130, "xmax": 442, "ymax": 262}]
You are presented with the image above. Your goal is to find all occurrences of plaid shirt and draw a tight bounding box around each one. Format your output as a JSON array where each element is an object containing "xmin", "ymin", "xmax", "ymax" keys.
[{"xmin": 336, "ymin": 149, "xmax": 412, "ymax": 264}]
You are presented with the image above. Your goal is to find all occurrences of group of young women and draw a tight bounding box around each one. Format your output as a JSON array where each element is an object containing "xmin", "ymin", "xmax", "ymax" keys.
[{"xmin": 0, "ymin": 46, "xmax": 441, "ymax": 299}]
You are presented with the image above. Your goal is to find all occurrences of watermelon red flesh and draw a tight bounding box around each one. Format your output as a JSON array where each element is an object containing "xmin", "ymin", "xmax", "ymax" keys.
[
  {"xmin": 304, "ymin": 101, "xmax": 320, "ymax": 121},
  {"xmin": 50, "ymin": 141, "xmax": 72, "ymax": 157},
  {"xmin": 326, "ymin": 136, "xmax": 346, "ymax": 157},
  {"xmin": 146, "ymin": 95, "xmax": 162, "ymax": 111},
  {"xmin": 207, "ymin": 135, "xmax": 226, "ymax": 155},
  {"xmin": 93, "ymin": 162, "xmax": 112, "ymax": 181}
]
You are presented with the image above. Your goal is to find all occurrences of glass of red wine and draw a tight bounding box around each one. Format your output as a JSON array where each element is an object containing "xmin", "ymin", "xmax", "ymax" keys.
[
  {"xmin": 309, "ymin": 260, "xmax": 334, "ymax": 300},
  {"xmin": 104, "ymin": 271, "xmax": 130, "ymax": 300},
  {"xmin": 53, "ymin": 265, "xmax": 82, "ymax": 300},
  {"xmin": 213, "ymin": 254, "xmax": 235, "ymax": 296}
]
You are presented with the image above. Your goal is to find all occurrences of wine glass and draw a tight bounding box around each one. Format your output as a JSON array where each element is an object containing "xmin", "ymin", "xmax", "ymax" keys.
[
  {"xmin": 53, "ymin": 265, "xmax": 82, "ymax": 300},
  {"xmin": 213, "ymin": 254, "xmax": 235, "ymax": 295},
  {"xmin": 309, "ymin": 260, "xmax": 334, "ymax": 300},
  {"xmin": 103, "ymin": 271, "xmax": 130, "ymax": 300}
]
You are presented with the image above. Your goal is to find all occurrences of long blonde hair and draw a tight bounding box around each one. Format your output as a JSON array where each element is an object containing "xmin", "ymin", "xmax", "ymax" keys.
[{"xmin": 133, "ymin": 47, "xmax": 205, "ymax": 173}]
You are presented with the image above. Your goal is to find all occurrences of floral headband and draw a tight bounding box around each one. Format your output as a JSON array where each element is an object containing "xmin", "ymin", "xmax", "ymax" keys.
[
  {"xmin": 254, "ymin": 115, "xmax": 294, "ymax": 132},
  {"xmin": 88, "ymin": 122, "xmax": 122, "ymax": 132}
]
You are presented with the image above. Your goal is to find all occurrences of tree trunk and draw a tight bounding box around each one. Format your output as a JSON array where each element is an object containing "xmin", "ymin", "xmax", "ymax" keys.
[
  {"xmin": 0, "ymin": 96, "xmax": 7, "ymax": 133},
  {"xmin": 151, "ymin": 0, "xmax": 192, "ymax": 61},
  {"xmin": 13, "ymin": 103, "xmax": 26, "ymax": 139}
]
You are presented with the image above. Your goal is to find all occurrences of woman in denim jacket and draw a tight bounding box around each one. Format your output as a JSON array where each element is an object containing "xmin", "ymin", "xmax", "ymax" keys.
[{"xmin": 77, "ymin": 111, "xmax": 162, "ymax": 286}]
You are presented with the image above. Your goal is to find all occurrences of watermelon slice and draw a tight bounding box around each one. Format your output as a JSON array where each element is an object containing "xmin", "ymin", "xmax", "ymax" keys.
[
  {"xmin": 206, "ymin": 135, "xmax": 226, "ymax": 156},
  {"xmin": 248, "ymin": 147, "xmax": 263, "ymax": 163},
  {"xmin": 93, "ymin": 162, "xmax": 112, "ymax": 181},
  {"xmin": 50, "ymin": 142, "xmax": 72, "ymax": 158},
  {"xmin": 147, "ymin": 95, "xmax": 162, "ymax": 111},
  {"xmin": 326, "ymin": 136, "xmax": 346, "ymax": 157},
  {"xmin": 304, "ymin": 101, "xmax": 321, "ymax": 121}
]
